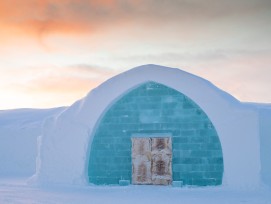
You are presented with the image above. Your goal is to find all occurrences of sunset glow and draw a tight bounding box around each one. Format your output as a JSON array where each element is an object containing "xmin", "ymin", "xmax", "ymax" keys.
[{"xmin": 1, "ymin": 0, "xmax": 271, "ymax": 109}]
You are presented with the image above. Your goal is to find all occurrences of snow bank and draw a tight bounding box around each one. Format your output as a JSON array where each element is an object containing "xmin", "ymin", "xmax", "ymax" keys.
[
  {"xmin": 33, "ymin": 64, "xmax": 267, "ymax": 188},
  {"xmin": 258, "ymin": 105, "xmax": 271, "ymax": 186},
  {"xmin": 0, "ymin": 108, "xmax": 65, "ymax": 176}
]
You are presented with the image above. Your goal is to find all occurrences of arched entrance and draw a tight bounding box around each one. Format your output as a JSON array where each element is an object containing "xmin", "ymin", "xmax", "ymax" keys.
[{"xmin": 88, "ymin": 81, "xmax": 223, "ymax": 186}]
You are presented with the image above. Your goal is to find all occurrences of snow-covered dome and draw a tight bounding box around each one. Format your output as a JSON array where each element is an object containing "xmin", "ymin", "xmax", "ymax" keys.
[{"xmin": 32, "ymin": 64, "xmax": 266, "ymax": 188}]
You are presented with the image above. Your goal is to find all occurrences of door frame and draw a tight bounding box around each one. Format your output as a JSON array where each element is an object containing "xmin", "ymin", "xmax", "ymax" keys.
[{"xmin": 131, "ymin": 133, "xmax": 172, "ymax": 185}]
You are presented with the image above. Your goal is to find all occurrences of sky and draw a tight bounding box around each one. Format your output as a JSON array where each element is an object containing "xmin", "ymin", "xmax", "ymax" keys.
[{"xmin": 0, "ymin": 0, "xmax": 271, "ymax": 109}]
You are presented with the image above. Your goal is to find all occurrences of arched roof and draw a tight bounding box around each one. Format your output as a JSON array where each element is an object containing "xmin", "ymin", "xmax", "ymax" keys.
[{"xmin": 35, "ymin": 64, "xmax": 260, "ymax": 187}]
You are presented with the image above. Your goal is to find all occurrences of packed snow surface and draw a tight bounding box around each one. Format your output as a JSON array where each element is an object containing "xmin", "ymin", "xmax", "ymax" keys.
[
  {"xmin": 0, "ymin": 108, "xmax": 65, "ymax": 176},
  {"xmin": 0, "ymin": 177, "xmax": 270, "ymax": 204}
]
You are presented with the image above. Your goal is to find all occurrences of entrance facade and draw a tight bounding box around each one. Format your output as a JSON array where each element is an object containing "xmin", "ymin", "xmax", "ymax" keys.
[
  {"xmin": 132, "ymin": 137, "xmax": 172, "ymax": 185},
  {"xmin": 88, "ymin": 81, "xmax": 223, "ymax": 186}
]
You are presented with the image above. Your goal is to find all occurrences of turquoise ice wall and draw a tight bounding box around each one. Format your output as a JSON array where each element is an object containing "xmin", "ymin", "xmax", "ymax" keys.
[{"xmin": 88, "ymin": 81, "xmax": 223, "ymax": 186}]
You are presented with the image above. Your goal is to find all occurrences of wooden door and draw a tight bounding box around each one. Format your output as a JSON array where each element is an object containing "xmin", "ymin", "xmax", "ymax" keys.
[
  {"xmin": 132, "ymin": 137, "xmax": 172, "ymax": 185},
  {"xmin": 132, "ymin": 138, "xmax": 152, "ymax": 184},
  {"xmin": 151, "ymin": 137, "xmax": 172, "ymax": 185}
]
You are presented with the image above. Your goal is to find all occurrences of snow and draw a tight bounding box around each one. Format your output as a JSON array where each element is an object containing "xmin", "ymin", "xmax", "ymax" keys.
[
  {"xmin": 0, "ymin": 177, "xmax": 271, "ymax": 204},
  {"xmin": 259, "ymin": 107, "xmax": 271, "ymax": 186},
  {"xmin": 34, "ymin": 64, "xmax": 265, "ymax": 188},
  {"xmin": 0, "ymin": 108, "xmax": 65, "ymax": 176},
  {"xmin": 243, "ymin": 103, "xmax": 271, "ymax": 186}
]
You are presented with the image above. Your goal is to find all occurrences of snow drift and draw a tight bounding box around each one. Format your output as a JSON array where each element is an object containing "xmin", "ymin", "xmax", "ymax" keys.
[{"xmin": 0, "ymin": 108, "xmax": 65, "ymax": 176}]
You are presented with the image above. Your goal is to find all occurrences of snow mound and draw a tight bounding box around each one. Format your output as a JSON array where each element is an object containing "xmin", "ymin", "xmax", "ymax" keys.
[
  {"xmin": 1, "ymin": 64, "xmax": 271, "ymax": 189},
  {"xmin": 0, "ymin": 107, "xmax": 65, "ymax": 176},
  {"xmin": 33, "ymin": 64, "xmax": 271, "ymax": 188}
]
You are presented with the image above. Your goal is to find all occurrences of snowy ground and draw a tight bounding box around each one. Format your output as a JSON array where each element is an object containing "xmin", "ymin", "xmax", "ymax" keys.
[{"xmin": 0, "ymin": 177, "xmax": 270, "ymax": 204}]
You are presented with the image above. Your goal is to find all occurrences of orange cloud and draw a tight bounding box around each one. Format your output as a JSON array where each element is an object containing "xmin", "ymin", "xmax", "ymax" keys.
[
  {"xmin": 0, "ymin": 0, "xmax": 135, "ymax": 36},
  {"xmin": 1, "ymin": 0, "xmax": 270, "ymax": 45},
  {"xmin": 2, "ymin": 1, "xmax": 271, "ymax": 28}
]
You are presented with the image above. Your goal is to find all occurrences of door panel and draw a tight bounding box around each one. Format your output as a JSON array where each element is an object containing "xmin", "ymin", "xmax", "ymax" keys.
[
  {"xmin": 151, "ymin": 138, "xmax": 172, "ymax": 185},
  {"xmin": 151, "ymin": 137, "xmax": 172, "ymax": 153},
  {"xmin": 132, "ymin": 138, "xmax": 152, "ymax": 184},
  {"xmin": 132, "ymin": 137, "xmax": 172, "ymax": 185}
]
